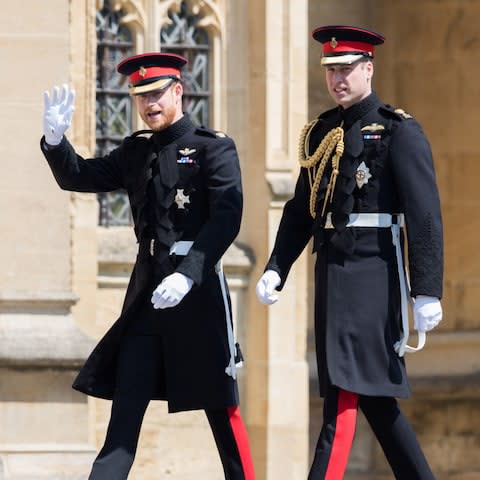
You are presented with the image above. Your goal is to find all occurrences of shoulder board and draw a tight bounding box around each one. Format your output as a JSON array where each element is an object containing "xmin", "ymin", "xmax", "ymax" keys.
[
  {"xmin": 379, "ymin": 104, "xmax": 414, "ymax": 121},
  {"xmin": 122, "ymin": 130, "xmax": 152, "ymax": 150},
  {"xmin": 318, "ymin": 106, "xmax": 339, "ymax": 120},
  {"xmin": 195, "ymin": 125, "xmax": 230, "ymax": 139},
  {"xmin": 130, "ymin": 129, "xmax": 153, "ymax": 138}
]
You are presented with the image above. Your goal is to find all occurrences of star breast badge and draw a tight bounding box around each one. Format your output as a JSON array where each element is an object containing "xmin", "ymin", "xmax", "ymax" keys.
[
  {"xmin": 175, "ymin": 189, "xmax": 190, "ymax": 209},
  {"xmin": 355, "ymin": 161, "xmax": 372, "ymax": 189}
]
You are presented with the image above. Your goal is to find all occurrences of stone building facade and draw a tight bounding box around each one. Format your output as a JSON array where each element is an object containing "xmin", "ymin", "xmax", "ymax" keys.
[{"xmin": 0, "ymin": 1, "xmax": 478, "ymax": 479}]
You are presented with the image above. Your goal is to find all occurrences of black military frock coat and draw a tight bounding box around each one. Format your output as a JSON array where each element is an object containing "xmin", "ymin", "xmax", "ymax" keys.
[
  {"xmin": 266, "ymin": 92, "xmax": 443, "ymax": 399},
  {"xmin": 41, "ymin": 115, "xmax": 242, "ymax": 412}
]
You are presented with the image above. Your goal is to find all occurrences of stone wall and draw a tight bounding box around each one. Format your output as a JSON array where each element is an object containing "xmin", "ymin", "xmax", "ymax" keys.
[{"xmin": 0, "ymin": 1, "xmax": 97, "ymax": 477}]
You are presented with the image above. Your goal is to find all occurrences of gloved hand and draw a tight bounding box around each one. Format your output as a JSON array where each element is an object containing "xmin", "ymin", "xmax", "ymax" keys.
[
  {"xmin": 43, "ymin": 84, "xmax": 76, "ymax": 146},
  {"xmin": 256, "ymin": 270, "xmax": 281, "ymax": 305},
  {"xmin": 151, "ymin": 272, "xmax": 194, "ymax": 309},
  {"xmin": 413, "ymin": 295, "xmax": 443, "ymax": 332}
]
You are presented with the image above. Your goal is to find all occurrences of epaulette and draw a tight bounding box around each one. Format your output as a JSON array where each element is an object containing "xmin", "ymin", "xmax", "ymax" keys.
[
  {"xmin": 195, "ymin": 125, "xmax": 229, "ymax": 139},
  {"xmin": 123, "ymin": 130, "xmax": 152, "ymax": 150},
  {"xmin": 127, "ymin": 129, "xmax": 153, "ymax": 138},
  {"xmin": 380, "ymin": 104, "xmax": 414, "ymax": 121},
  {"xmin": 318, "ymin": 106, "xmax": 339, "ymax": 120}
]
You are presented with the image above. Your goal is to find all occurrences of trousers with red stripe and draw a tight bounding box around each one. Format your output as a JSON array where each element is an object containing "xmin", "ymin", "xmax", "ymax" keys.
[
  {"xmin": 308, "ymin": 384, "xmax": 435, "ymax": 480},
  {"xmin": 88, "ymin": 335, "xmax": 255, "ymax": 480}
]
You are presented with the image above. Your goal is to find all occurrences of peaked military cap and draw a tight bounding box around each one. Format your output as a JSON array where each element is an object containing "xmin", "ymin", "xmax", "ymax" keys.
[
  {"xmin": 312, "ymin": 25, "xmax": 385, "ymax": 66},
  {"xmin": 117, "ymin": 52, "xmax": 187, "ymax": 95}
]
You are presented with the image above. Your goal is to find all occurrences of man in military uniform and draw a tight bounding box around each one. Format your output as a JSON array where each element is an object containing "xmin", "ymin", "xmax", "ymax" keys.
[
  {"xmin": 256, "ymin": 26, "xmax": 443, "ymax": 479},
  {"xmin": 41, "ymin": 53, "xmax": 255, "ymax": 479}
]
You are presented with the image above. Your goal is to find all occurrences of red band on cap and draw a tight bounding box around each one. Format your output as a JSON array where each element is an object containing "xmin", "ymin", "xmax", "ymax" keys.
[
  {"xmin": 323, "ymin": 40, "xmax": 374, "ymax": 56},
  {"xmin": 129, "ymin": 66, "xmax": 180, "ymax": 85}
]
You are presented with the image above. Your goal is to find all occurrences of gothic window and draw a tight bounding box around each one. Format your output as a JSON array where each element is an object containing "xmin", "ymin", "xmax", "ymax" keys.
[
  {"xmin": 96, "ymin": 0, "xmax": 133, "ymax": 226},
  {"xmin": 95, "ymin": 1, "xmax": 212, "ymax": 226},
  {"xmin": 161, "ymin": 1, "xmax": 211, "ymax": 127}
]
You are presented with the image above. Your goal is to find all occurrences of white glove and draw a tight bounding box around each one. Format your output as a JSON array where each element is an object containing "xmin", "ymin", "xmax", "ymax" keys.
[
  {"xmin": 151, "ymin": 272, "xmax": 194, "ymax": 309},
  {"xmin": 43, "ymin": 84, "xmax": 76, "ymax": 145},
  {"xmin": 256, "ymin": 270, "xmax": 281, "ymax": 305},
  {"xmin": 413, "ymin": 295, "xmax": 443, "ymax": 332}
]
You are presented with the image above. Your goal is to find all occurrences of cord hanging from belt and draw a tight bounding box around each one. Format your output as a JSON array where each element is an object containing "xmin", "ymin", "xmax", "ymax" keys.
[{"xmin": 298, "ymin": 119, "xmax": 345, "ymax": 218}]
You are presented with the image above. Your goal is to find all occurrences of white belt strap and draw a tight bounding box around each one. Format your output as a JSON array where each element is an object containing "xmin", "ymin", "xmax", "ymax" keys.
[
  {"xmin": 324, "ymin": 212, "xmax": 405, "ymax": 229},
  {"xmin": 169, "ymin": 240, "xmax": 194, "ymax": 256},
  {"xmin": 169, "ymin": 241, "xmax": 241, "ymax": 377},
  {"xmin": 324, "ymin": 213, "xmax": 425, "ymax": 356}
]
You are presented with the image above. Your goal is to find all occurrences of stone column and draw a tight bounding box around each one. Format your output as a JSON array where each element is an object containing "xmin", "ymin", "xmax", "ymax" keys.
[
  {"xmin": 0, "ymin": 1, "xmax": 96, "ymax": 478},
  {"xmin": 244, "ymin": 1, "xmax": 310, "ymax": 479}
]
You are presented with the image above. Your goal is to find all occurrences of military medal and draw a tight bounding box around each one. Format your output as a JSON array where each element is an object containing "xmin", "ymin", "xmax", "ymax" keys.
[
  {"xmin": 178, "ymin": 147, "xmax": 196, "ymax": 164},
  {"xmin": 175, "ymin": 189, "xmax": 190, "ymax": 209},
  {"xmin": 355, "ymin": 161, "xmax": 372, "ymax": 189},
  {"xmin": 361, "ymin": 123, "xmax": 384, "ymax": 141}
]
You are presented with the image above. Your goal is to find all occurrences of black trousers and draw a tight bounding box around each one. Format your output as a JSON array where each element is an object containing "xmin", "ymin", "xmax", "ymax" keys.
[
  {"xmin": 308, "ymin": 384, "xmax": 435, "ymax": 480},
  {"xmin": 88, "ymin": 335, "xmax": 255, "ymax": 480}
]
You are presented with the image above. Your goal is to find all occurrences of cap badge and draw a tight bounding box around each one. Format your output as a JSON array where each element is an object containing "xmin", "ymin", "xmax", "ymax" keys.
[
  {"xmin": 175, "ymin": 189, "xmax": 191, "ymax": 209},
  {"xmin": 139, "ymin": 66, "xmax": 147, "ymax": 78},
  {"xmin": 330, "ymin": 37, "xmax": 338, "ymax": 48},
  {"xmin": 355, "ymin": 161, "xmax": 372, "ymax": 189}
]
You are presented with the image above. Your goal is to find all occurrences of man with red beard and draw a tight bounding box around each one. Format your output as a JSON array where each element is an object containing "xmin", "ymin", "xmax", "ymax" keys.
[
  {"xmin": 41, "ymin": 53, "xmax": 255, "ymax": 480},
  {"xmin": 256, "ymin": 26, "xmax": 443, "ymax": 479}
]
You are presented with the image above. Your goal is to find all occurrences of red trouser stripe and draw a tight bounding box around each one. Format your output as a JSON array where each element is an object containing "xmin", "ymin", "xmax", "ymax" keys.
[
  {"xmin": 227, "ymin": 406, "xmax": 256, "ymax": 479},
  {"xmin": 325, "ymin": 390, "xmax": 359, "ymax": 480}
]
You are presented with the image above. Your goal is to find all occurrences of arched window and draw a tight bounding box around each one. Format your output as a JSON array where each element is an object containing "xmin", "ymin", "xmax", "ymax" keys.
[
  {"xmin": 96, "ymin": 0, "xmax": 133, "ymax": 226},
  {"xmin": 95, "ymin": 0, "xmax": 213, "ymax": 226},
  {"xmin": 161, "ymin": 1, "xmax": 211, "ymax": 127}
]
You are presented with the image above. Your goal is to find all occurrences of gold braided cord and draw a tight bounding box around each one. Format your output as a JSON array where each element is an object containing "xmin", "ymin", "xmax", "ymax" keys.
[{"xmin": 298, "ymin": 120, "xmax": 345, "ymax": 218}]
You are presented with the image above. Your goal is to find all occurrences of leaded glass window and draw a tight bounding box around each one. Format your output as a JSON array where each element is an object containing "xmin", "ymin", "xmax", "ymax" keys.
[
  {"xmin": 161, "ymin": 1, "xmax": 211, "ymax": 127},
  {"xmin": 96, "ymin": 0, "xmax": 133, "ymax": 226}
]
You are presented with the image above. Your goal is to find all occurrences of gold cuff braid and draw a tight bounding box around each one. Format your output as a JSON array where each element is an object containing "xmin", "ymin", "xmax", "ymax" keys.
[{"xmin": 298, "ymin": 119, "xmax": 344, "ymax": 218}]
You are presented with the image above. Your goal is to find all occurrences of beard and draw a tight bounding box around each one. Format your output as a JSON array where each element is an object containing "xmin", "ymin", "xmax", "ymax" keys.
[{"xmin": 145, "ymin": 106, "xmax": 178, "ymax": 131}]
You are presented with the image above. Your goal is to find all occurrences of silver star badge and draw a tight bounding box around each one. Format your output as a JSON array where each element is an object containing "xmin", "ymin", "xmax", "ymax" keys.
[
  {"xmin": 355, "ymin": 161, "xmax": 372, "ymax": 189},
  {"xmin": 175, "ymin": 189, "xmax": 190, "ymax": 209}
]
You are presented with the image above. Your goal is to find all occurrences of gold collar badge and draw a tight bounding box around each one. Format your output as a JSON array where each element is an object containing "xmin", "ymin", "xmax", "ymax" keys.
[{"xmin": 394, "ymin": 108, "xmax": 413, "ymax": 119}]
